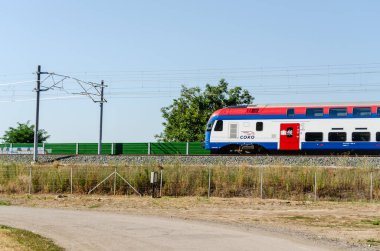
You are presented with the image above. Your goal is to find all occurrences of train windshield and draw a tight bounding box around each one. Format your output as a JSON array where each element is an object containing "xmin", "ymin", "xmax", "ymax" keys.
[{"xmin": 206, "ymin": 121, "xmax": 215, "ymax": 131}]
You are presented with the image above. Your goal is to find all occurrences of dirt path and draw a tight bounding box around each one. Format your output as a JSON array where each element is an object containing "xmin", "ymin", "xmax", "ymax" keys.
[{"xmin": 0, "ymin": 206, "xmax": 338, "ymax": 251}]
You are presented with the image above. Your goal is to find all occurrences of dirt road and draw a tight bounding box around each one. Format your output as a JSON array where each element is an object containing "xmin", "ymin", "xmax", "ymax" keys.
[{"xmin": 0, "ymin": 206, "xmax": 335, "ymax": 251}]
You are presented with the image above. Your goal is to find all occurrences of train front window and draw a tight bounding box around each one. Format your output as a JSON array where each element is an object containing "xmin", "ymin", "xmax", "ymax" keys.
[
  {"xmin": 214, "ymin": 120, "xmax": 223, "ymax": 131},
  {"xmin": 353, "ymin": 107, "xmax": 371, "ymax": 116},
  {"xmin": 206, "ymin": 121, "xmax": 214, "ymax": 131},
  {"xmin": 329, "ymin": 108, "xmax": 347, "ymax": 117},
  {"xmin": 306, "ymin": 108, "xmax": 324, "ymax": 117}
]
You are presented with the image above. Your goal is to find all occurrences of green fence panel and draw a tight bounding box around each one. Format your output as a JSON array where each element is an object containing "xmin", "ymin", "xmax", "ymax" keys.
[
  {"xmin": 78, "ymin": 143, "xmax": 98, "ymax": 154},
  {"xmin": 101, "ymin": 143, "xmax": 112, "ymax": 155},
  {"xmin": 150, "ymin": 142, "xmax": 187, "ymax": 154},
  {"xmin": 189, "ymin": 142, "xmax": 210, "ymax": 155},
  {"xmin": 115, "ymin": 143, "xmax": 148, "ymax": 154},
  {"xmin": 44, "ymin": 143, "xmax": 77, "ymax": 155}
]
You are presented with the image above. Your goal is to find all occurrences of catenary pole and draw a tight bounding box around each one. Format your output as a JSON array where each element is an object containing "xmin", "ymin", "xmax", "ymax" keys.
[
  {"xmin": 33, "ymin": 65, "xmax": 41, "ymax": 162},
  {"xmin": 98, "ymin": 80, "xmax": 105, "ymax": 155}
]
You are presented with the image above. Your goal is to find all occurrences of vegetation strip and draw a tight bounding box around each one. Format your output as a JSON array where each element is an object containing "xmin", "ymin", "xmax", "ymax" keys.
[
  {"xmin": 1, "ymin": 162, "xmax": 379, "ymax": 200},
  {"xmin": 0, "ymin": 225, "xmax": 63, "ymax": 251}
]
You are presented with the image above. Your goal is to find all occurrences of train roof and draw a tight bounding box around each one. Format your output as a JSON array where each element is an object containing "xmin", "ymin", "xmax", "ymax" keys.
[
  {"xmin": 246, "ymin": 101, "xmax": 380, "ymax": 108},
  {"xmin": 211, "ymin": 101, "xmax": 380, "ymax": 118}
]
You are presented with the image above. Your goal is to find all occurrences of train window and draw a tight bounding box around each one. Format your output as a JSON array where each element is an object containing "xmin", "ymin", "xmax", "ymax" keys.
[
  {"xmin": 329, "ymin": 108, "xmax": 347, "ymax": 117},
  {"xmin": 353, "ymin": 107, "xmax": 371, "ymax": 116},
  {"xmin": 377, "ymin": 132, "xmax": 380, "ymax": 141},
  {"xmin": 229, "ymin": 124, "xmax": 238, "ymax": 139},
  {"xmin": 352, "ymin": 132, "xmax": 370, "ymax": 142},
  {"xmin": 377, "ymin": 108, "xmax": 380, "ymax": 116},
  {"xmin": 214, "ymin": 120, "xmax": 223, "ymax": 131},
  {"xmin": 305, "ymin": 132, "xmax": 323, "ymax": 141},
  {"xmin": 256, "ymin": 122, "xmax": 263, "ymax": 131},
  {"xmin": 328, "ymin": 132, "xmax": 346, "ymax": 142},
  {"xmin": 287, "ymin": 108, "xmax": 295, "ymax": 117},
  {"xmin": 306, "ymin": 108, "xmax": 324, "ymax": 117},
  {"xmin": 206, "ymin": 121, "xmax": 214, "ymax": 131}
]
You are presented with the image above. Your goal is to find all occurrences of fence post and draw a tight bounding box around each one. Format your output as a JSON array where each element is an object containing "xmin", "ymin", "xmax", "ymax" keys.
[
  {"xmin": 260, "ymin": 169, "xmax": 263, "ymax": 199},
  {"xmin": 9, "ymin": 143, "xmax": 12, "ymax": 154},
  {"xmin": 148, "ymin": 143, "xmax": 151, "ymax": 155},
  {"xmin": 28, "ymin": 166, "xmax": 32, "ymax": 194},
  {"xmin": 208, "ymin": 167, "xmax": 211, "ymax": 198},
  {"xmin": 76, "ymin": 143, "xmax": 79, "ymax": 155},
  {"xmin": 42, "ymin": 143, "xmax": 45, "ymax": 154},
  {"xmin": 314, "ymin": 171, "xmax": 317, "ymax": 201},
  {"xmin": 111, "ymin": 143, "xmax": 114, "ymax": 155},
  {"xmin": 70, "ymin": 166, "xmax": 73, "ymax": 194},
  {"xmin": 160, "ymin": 169, "xmax": 163, "ymax": 197},
  {"xmin": 186, "ymin": 142, "xmax": 189, "ymax": 155},
  {"xmin": 370, "ymin": 172, "xmax": 373, "ymax": 202},
  {"xmin": 114, "ymin": 168, "xmax": 117, "ymax": 195}
]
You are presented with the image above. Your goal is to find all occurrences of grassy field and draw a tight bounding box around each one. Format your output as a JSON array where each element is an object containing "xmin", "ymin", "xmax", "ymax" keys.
[
  {"xmin": 0, "ymin": 224, "xmax": 63, "ymax": 251},
  {"xmin": 0, "ymin": 161, "xmax": 379, "ymax": 201}
]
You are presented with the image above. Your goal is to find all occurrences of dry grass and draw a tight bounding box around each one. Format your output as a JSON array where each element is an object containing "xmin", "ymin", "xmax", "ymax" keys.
[{"xmin": 0, "ymin": 161, "xmax": 379, "ymax": 201}]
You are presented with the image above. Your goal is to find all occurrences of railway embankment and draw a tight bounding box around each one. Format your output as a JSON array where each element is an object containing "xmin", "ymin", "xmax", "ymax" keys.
[{"xmin": 0, "ymin": 154, "xmax": 379, "ymax": 168}]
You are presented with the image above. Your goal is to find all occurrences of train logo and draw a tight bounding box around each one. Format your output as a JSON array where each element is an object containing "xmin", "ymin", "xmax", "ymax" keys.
[{"xmin": 240, "ymin": 131, "xmax": 255, "ymax": 139}]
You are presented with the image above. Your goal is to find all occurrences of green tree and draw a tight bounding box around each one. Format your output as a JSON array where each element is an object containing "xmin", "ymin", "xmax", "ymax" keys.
[
  {"xmin": 157, "ymin": 79, "xmax": 253, "ymax": 142},
  {"xmin": 1, "ymin": 121, "xmax": 50, "ymax": 143}
]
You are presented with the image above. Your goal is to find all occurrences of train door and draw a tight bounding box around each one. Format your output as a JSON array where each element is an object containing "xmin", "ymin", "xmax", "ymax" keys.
[{"xmin": 279, "ymin": 123, "xmax": 300, "ymax": 150}]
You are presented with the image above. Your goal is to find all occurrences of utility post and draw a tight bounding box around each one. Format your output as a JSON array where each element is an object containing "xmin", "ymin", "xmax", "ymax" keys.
[
  {"xmin": 98, "ymin": 80, "xmax": 105, "ymax": 155},
  {"xmin": 33, "ymin": 65, "xmax": 41, "ymax": 162}
]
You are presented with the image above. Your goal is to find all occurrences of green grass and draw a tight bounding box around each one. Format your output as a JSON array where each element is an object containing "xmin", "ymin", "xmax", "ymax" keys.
[
  {"xmin": 88, "ymin": 204, "xmax": 100, "ymax": 209},
  {"xmin": 365, "ymin": 238, "xmax": 380, "ymax": 246},
  {"xmin": 361, "ymin": 219, "xmax": 380, "ymax": 226},
  {"xmin": 0, "ymin": 200, "xmax": 11, "ymax": 206},
  {"xmin": 0, "ymin": 225, "xmax": 64, "ymax": 251}
]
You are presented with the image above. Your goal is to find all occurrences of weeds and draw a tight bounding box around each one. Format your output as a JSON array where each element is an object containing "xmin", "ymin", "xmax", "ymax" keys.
[{"xmin": 0, "ymin": 162, "xmax": 379, "ymax": 201}]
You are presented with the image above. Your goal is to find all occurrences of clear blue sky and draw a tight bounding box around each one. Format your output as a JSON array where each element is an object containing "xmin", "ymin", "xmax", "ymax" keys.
[{"xmin": 0, "ymin": 0, "xmax": 379, "ymax": 142}]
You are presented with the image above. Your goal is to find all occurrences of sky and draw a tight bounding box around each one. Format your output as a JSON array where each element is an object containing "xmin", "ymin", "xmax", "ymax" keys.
[{"xmin": 0, "ymin": 0, "xmax": 379, "ymax": 142}]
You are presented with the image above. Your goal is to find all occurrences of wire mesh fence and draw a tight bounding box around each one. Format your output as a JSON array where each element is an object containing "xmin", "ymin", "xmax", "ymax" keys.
[{"xmin": 0, "ymin": 162, "xmax": 379, "ymax": 201}]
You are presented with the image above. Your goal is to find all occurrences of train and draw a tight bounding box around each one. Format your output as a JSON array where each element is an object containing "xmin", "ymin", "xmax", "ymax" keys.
[{"xmin": 204, "ymin": 101, "xmax": 380, "ymax": 154}]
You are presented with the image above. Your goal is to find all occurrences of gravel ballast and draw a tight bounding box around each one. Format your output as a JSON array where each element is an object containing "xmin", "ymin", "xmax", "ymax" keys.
[{"xmin": 0, "ymin": 154, "xmax": 379, "ymax": 167}]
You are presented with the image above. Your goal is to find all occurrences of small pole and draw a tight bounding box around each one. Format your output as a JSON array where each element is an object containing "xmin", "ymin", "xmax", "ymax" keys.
[
  {"xmin": 9, "ymin": 143, "xmax": 12, "ymax": 154},
  {"xmin": 370, "ymin": 172, "xmax": 373, "ymax": 202},
  {"xmin": 42, "ymin": 143, "xmax": 45, "ymax": 154},
  {"xmin": 98, "ymin": 80, "xmax": 105, "ymax": 155},
  {"xmin": 160, "ymin": 169, "xmax": 163, "ymax": 197},
  {"xmin": 208, "ymin": 167, "xmax": 211, "ymax": 198},
  {"xmin": 314, "ymin": 171, "xmax": 317, "ymax": 201},
  {"xmin": 33, "ymin": 65, "xmax": 41, "ymax": 162},
  {"xmin": 260, "ymin": 169, "xmax": 263, "ymax": 199},
  {"xmin": 28, "ymin": 166, "xmax": 32, "ymax": 194},
  {"xmin": 76, "ymin": 143, "xmax": 79, "ymax": 155},
  {"xmin": 70, "ymin": 166, "xmax": 73, "ymax": 194},
  {"xmin": 186, "ymin": 142, "xmax": 189, "ymax": 155},
  {"xmin": 148, "ymin": 142, "xmax": 151, "ymax": 155},
  {"xmin": 114, "ymin": 168, "xmax": 117, "ymax": 195},
  {"xmin": 111, "ymin": 143, "xmax": 114, "ymax": 155}
]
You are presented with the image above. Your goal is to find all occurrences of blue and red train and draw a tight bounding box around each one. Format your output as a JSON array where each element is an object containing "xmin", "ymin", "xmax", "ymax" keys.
[{"xmin": 204, "ymin": 102, "xmax": 380, "ymax": 154}]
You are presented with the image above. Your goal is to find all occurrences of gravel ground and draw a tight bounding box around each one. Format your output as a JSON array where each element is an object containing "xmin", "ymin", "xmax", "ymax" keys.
[{"xmin": 0, "ymin": 154, "xmax": 379, "ymax": 167}]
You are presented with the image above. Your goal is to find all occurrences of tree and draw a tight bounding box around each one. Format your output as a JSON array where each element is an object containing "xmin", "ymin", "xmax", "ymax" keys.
[
  {"xmin": 1, "ymin": 121, "xmax": 50, "ymax": 143},
  {"xmin": 156, "ymin": 79, "xmax": 253, "ymax": 142}
]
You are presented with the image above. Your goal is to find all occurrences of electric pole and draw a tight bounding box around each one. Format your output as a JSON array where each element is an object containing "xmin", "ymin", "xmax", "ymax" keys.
[
  {"xmin": 33, "ymin": 65, "xmax": 41, "ymax": 162},
  {"xmin": 98, "ymin": 80, "xmax": 105, "ymax": 155}
]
